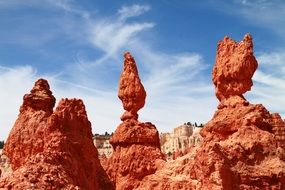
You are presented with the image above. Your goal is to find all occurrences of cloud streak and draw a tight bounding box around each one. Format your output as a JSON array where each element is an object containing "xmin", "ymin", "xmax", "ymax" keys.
[
  {"xmin": 118, "ymin": 4, "xmax": 150, "ymax": 21},
  {"xmin": 2, "ymin": 1, "xmax": 284, "ymax": 142},
  {"xmin": 6, "ymin": 1, "xmax": 280, "ymax": 141},
  {"xmin": 248, "ymin": 51, "xmax": 285, "ymax": 116},
  {"xmin": 74, "ymin": 4, "xmax": 216, "ymax": 133},
  {"xmin": 214, "ymin": 0, "xmax": 285, "ymax": 38}
]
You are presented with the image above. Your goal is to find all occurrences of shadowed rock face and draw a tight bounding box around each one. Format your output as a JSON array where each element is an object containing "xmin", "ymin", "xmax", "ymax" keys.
[
  {"xmin": 118, "ymin": 52, "xmax": 146, "ymax": 121},
  {"xmin": 212, "ymin": 34, "xmax": 258, "ymax": 103},
  {"xmin": 102, "ymin": 52, "xmax": 165, "ymax": 190},
  {"xmin": 0, "ymin": 79, "xmax": 113, "ymax": 190},
  {"xmin": 136, "ymin": 34, "xmax": 285, "ymax": 190}
]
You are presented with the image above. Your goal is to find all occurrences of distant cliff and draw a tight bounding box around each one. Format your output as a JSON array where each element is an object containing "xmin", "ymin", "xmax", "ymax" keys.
[{"xmin": 160, "ymin": 124, "xmax": 202, "ymax": 160}]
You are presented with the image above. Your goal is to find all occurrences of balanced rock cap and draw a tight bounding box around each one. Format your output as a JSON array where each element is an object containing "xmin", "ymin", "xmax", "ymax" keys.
[{"xmin": 118, "ymin": 52, "xmax": 146, "ymax": 121}]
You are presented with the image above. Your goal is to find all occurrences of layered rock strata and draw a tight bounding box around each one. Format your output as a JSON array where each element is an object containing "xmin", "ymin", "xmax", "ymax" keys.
[
  {"xmin": 160, "ymin": 125, "xmax": 202, "ymax": 160},
  {"xmin": 271, "ymin": 113, "xmax": 285, "ymax": 149}
]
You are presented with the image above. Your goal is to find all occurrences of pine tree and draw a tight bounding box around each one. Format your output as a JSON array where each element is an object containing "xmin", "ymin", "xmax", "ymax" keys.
[{"xmin": 0, "ymin": 141, "xmax": 4, "ymax": 149}]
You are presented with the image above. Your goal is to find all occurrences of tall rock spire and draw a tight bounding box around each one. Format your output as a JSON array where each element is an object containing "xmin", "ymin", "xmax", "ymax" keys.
[
  {"xmin": 103, "ymin": 52, "xmax": 165, "ymax": 190},
  {"xmin": 212, "ymin": 33, "xmax": 258, "ymax": 104},
  {"xmin": 118, "ymin": 52, "xmax": 146, "ymax": 121}
]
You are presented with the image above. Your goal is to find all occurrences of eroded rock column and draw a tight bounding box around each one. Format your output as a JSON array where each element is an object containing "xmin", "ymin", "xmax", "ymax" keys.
[{"xmin": 103, "ymin": 52, "xmax": 165, "ymax": 190}]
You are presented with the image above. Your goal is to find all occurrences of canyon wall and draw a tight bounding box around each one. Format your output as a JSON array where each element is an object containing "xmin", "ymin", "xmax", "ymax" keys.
[{"xmin": 160, "ymin": 124, "xmax": 202, "ymax": 160}]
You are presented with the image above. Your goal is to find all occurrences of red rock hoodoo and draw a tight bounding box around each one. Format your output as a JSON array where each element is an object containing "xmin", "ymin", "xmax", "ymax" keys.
[
  {"xmin": 102, "ymin": 52, "xmax": 165, "ymax": 190},
  {"xmin": 3, "ymin": 79, "xmax": 55, "ymax": 170},
  {"xmin": 118, "ymin": 52, "xmax": 146, "ymax": 121},
  {"xmin": 212, "ymin": 33, "xmax": 258, "ymax": 104},
  {"xmin": 137, "ymin": 34, "xmax": 285, "ymax": 190},
  {"xmin": 1, "ymin": 34, "xmax": 285, "ymax": 190},
  {"xmin": 0, "ymin": 79, "xmax": 113, "ymax": 190}
]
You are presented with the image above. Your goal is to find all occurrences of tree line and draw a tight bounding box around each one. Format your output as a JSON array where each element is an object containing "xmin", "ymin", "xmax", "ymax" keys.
[{"xmin": 184, "ymin": 122, "xmax": 204, "ymax": 128}]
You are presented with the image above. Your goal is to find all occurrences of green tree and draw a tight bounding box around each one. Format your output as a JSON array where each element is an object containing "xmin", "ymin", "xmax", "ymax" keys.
[
  {"xmin": 0, "ymin": 141, "xmax": 4, "ymax": 149},
  {"xmin": 167, "ymin": 151, "xmax": 172, "ymax": 157},
  {"xmin": 104, "ymin": 132, "xmax": 110, "ymax": 136},
  {"xmin": 187, "ymin": 122, "xmax": 192, "ymax": 125}
]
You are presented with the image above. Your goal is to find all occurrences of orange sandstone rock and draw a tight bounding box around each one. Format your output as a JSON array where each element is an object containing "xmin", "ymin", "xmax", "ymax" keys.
[
  {"xmin": 191, "ymin": 34, "xmax": 285, "ymax": 189},
  {"xmin": 118, "ymin": 52, "xmax": 146, "ymax": 121},
  {"xmin": 271, "ymin": 113, "xmax": 285, "ymax": 149},
  {"xmin": 0, "ymin": 79, "xmax": 113, "ymax": 190},
  {"xmin": 212, "ymin": 33, "xmax": 258, "ymax": 103},
  {"xmin": 110, "ymin": 121, "xmax": 160, "ymax": 149},
  {"xmin": 102, "ymin": 52, "xmax": 165, "ymax": 190},
  {"xmin": 137, "ymin": 34, "xmax": 285, "ymax": 190},
  {"xmin": 3, "ymin": 79, "xmax": 55, "ymax": 169}
]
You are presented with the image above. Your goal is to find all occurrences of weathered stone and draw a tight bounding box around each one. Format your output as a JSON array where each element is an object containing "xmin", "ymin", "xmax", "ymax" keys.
[
  {"xmin": 103, "ymin": 52, "xmax": 165, "ymax": 190},
  {"xmin": 0, "ymin": 80, "xmax": 113, "ymax": 190},
  {"xmin": 212, "ymin": 33, "xmax": 258, "ymax": 103},
  {"xmin": 3, "ymin": 79, "xmax": 55, "ymax": 170},
  {"xmin": 137, "ymin": 34, "xmax": 285, "ymax": 190},
  {"xmin": 118, "ymin": 52, "xmax": 146, "ymax": 121},
  {"xmin": 271, "ymin": 113, "xmax": 285, "ymax": 149}
]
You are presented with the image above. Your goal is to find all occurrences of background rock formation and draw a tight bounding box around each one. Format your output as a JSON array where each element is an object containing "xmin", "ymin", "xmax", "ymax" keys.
[
  {"xmin": 102, "ymin": 52, "xmax": 165, "ymax": 190},
  {"xmin": 137, "ymin": 34, "xmax": 285, "ymax": 190},
  {"xmin": 0, "ymin": 79, "xmax": 113, "ymax": 190},
  {"xmin": 160, "ymin": 124, "xmax": 202, "ymax": 160}
]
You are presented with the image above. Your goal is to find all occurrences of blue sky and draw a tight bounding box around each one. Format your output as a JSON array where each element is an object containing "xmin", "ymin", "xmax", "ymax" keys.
[{"xmin": 0, "ymin": 0, "xmax": 285, "ymax": 140}]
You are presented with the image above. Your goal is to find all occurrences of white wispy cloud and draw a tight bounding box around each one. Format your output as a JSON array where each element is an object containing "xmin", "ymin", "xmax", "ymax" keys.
[
  {"xmin": 216, "ymin": 0, "xmax": 285, "ymax": 37},
  {"xmin": 87, "ymin": 5, "xmax": 154, "ymax": 66},
  {"xmin": 249, "ymin": 51, "xmax": 285, "ymax": 116},
  {"xmin": 257, "ymin": 51, "xmax": 285, "ymax": 75},
  {"xmin": 0, "ymin": 2, "xmax": 216, "ymax": 141},
  {"xmin": 0, "ymin": 0, "xmax": 90, "ymax": 19},
  {"xmin": 0, "ymin": 66, "xmax": 37, "ymax": 140},
  {"xmin": 46, "ymin": 0, "xmax": 90, "ymax": 19},
  {"xmin": 118, "ymin": 4, "xmax": 150, "ymax": 21},
  {"xmin": 0, "ymin": 66, "xmax": 123, "ymax": 140},
  {"xmin": 4, "ymin": 0, "xmax": 285, "ymax": 142},
  {"xmin": 239, "ymin": 0, "xmax": 274, "ymax": 8},
  {"xmin": 89, "ymin": 21, "xmax": 154, "ymax": 65},
  {"xmin": 78, "ymin": 4, "xmax": 216, "ymax": 132}
]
